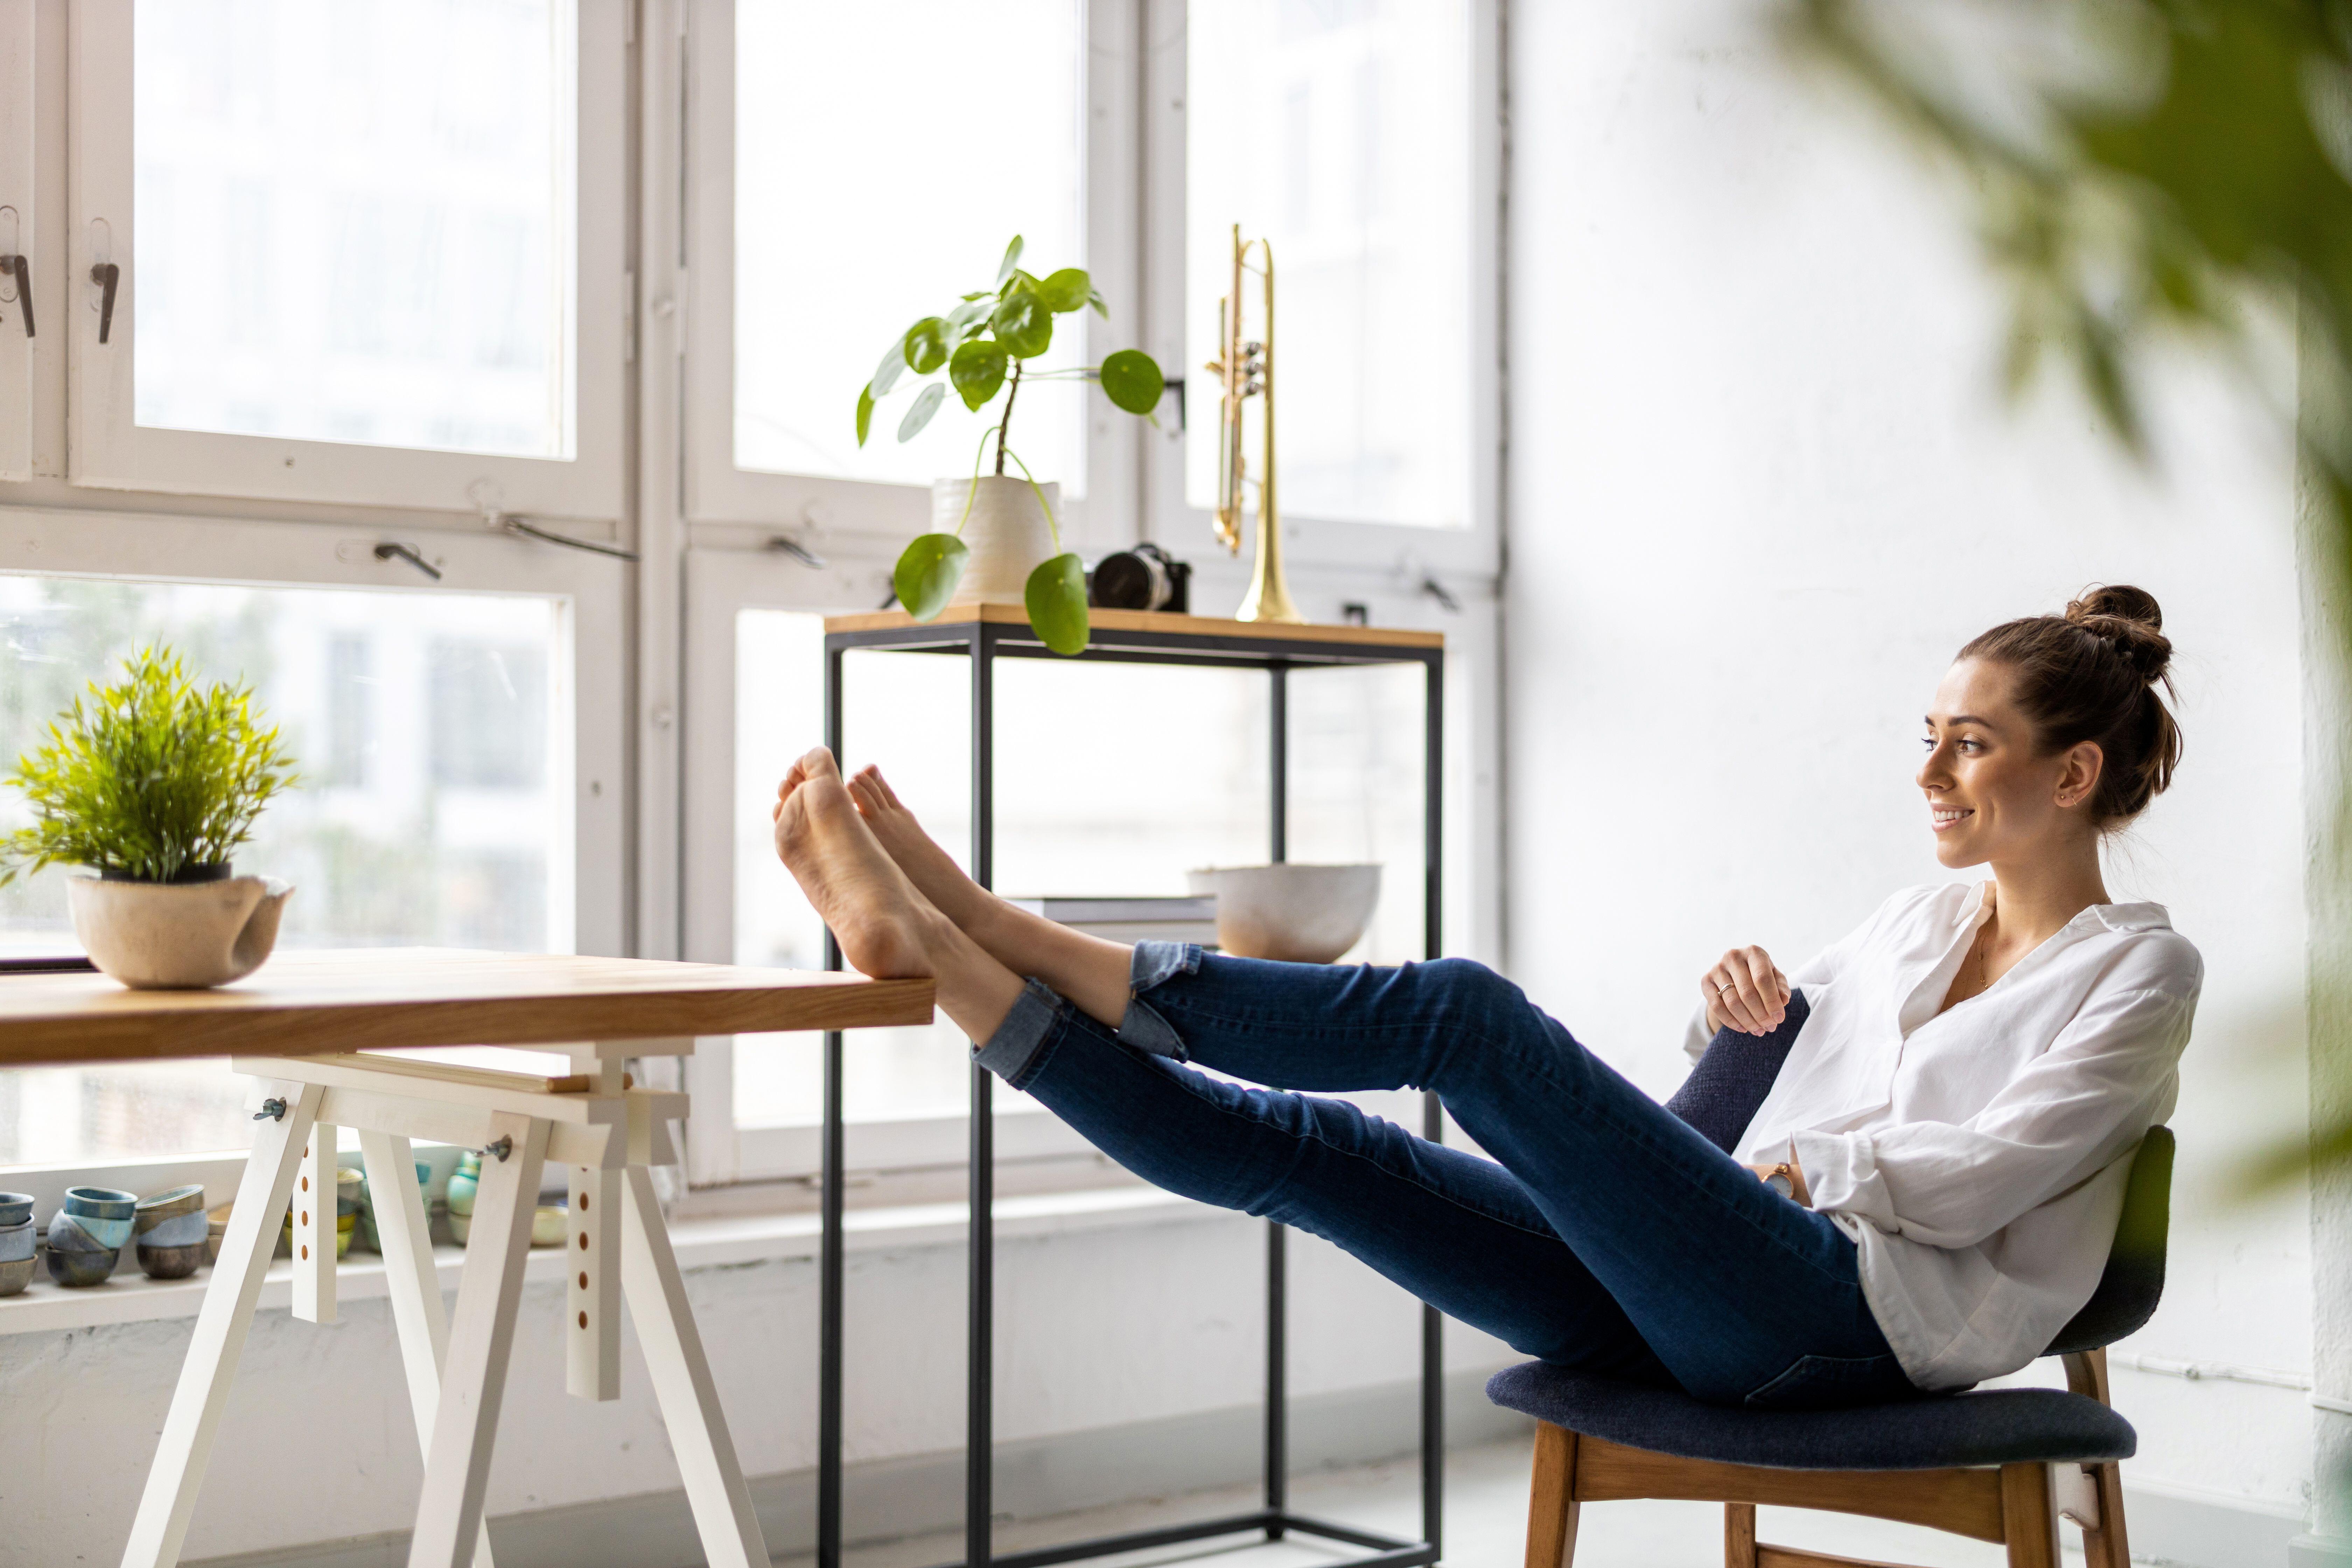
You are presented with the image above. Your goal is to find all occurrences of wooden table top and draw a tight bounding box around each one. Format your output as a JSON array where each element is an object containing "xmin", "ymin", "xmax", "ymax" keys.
[
  {"xmin": 0, "ymin": 948, "xmax": 936, "ymax": 1067},
  {"xmin": 824, "ymin": 603, "xmax": 1446, "ymax": 651}
]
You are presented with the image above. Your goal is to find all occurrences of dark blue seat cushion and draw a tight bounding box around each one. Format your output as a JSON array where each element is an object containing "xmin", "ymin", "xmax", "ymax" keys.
[{"xmin": 1485, "ymin": 1363, "xmax": 2135, "ymax": 1470}]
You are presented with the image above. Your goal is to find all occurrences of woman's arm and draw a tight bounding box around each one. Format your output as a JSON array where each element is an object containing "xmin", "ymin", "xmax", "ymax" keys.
[{"xmin": 1792, "ymin": 985, "xmax": 2194, "ymax": 1247}]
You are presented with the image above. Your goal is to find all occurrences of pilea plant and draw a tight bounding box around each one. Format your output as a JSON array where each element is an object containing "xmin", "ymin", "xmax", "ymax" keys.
[
  {"xmin": 858, "ymin": 236, "xmax": 1163, "ymax": 655},
  {"xmin": 0, "ymin": 648, "xmax": 299, "ymax": 886}
]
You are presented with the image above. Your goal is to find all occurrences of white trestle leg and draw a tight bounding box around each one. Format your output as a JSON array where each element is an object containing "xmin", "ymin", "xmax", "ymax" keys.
[
  {"xmin": 567, "ymin": 1161, "xmax": 622, "ymax": 1401},
  {"xmin": 406, "ymin": 1113, "xmax": 549, "ymax": 1568},
  {"xmin": 292, "ymin": 1122, "xmax": 337, "ymax": 1323},
  {"xmin": 620, "ymin": 1162, "xmax": 769, "ymax": 1568},
  {"xmin": 357, "ymin": 1130, "xmax": 496, "ymax": 1568},
  {"xmin": 120, "ymin": 1082, "xmax": 326, "ymax": 1568}
]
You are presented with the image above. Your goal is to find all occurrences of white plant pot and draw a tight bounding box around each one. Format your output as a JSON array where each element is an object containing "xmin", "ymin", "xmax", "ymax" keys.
[
  {"xmin": 932, "ymin": 476, "xmax": 1060, "ymax": 608},
  {"xmin": 66, "ymin": 872, "xmax": 294, "ymax": 989}
]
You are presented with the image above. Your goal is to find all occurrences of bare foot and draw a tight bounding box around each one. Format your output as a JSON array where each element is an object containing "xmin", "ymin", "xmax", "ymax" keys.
[
  {"xmin": 846, "ymin": 765, "xmax": 997, "ymax": 929},
  {"xmin": 771, "ymin": 748, "xmax": 944, "ymax": 980}
]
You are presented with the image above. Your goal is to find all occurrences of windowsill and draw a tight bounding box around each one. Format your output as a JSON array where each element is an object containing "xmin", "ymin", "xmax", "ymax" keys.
[{"xmin": 0, "ymin": 1183, "xmax": 1212, "ymax": 1338}]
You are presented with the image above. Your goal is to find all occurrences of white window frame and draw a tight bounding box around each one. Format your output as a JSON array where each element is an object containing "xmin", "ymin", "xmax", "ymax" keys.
[
  {"xmin": 678, "ymin": 0, "xmax": 1145, "ymax": 559},
  {"xmin": 0, "ymin": 504, "xmax": 630, "ymax": 1187},
  {"xmin": 1137, "ymin": 0, "xmax": 1504, "ymax": 583},
  {"xmin": 0, "ymin": 0, "xmax": 31, "ymax": 481},
  {"xmin": 62, "ymin": 0, "xmax": 629, "ymax": 524}
]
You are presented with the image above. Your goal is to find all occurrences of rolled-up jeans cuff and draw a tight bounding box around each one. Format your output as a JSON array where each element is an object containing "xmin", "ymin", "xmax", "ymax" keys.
[
  {"xmin": 973, "ymin": 979, "xmax": 1066, "ymax": 1087},
  {"xmin": 1116, "ymin": 941, "xmax": 1202, "ymax": 1060}
]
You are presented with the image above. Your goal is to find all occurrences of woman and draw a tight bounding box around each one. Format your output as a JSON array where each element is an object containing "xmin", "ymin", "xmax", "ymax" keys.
[{"xmin": 770, "ymin": 585, "xmax": 2200, "ymax": 1409}]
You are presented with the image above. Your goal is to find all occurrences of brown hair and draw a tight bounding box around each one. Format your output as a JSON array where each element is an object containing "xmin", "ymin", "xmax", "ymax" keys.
[{"xmin": 1957, "ymin": 584, "xmax": 2183, "ymax": 828}]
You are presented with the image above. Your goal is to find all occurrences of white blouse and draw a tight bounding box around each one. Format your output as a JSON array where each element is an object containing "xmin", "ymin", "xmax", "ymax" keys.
[{"xmin": 1681, "ymin": 882, "xmax": 2201, "ymax": 1391}]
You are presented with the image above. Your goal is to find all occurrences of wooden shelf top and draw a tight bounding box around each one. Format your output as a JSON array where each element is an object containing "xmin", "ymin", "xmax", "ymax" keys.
[
  {"xmin": 0, "ymin": 948, "xmax": 934, "ymax": 1068},
  {"xmin": 824, "ymin": 603, "xmax": 1444, "ymax": 652}
]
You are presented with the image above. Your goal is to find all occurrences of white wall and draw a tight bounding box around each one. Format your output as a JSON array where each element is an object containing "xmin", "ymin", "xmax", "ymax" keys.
[{"xmin": 1505, "ymin": 0, "xmax": 2315, "ymax": 1535}]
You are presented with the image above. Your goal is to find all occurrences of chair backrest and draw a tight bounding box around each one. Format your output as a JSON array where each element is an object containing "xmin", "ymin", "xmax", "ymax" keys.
[{"xmin": 1665, "ymin": 989, "xmax": 2174, "ymax": 1357}]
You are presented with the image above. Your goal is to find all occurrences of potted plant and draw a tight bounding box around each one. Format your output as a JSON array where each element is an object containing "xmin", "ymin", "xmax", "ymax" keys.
[
  {"xmin": 857, "ymin": 236, "xmax": 1165, "ymax": 655},
  {"xmin": 0, "ymin": 648, "xmax": 299, "ymax": 988}
]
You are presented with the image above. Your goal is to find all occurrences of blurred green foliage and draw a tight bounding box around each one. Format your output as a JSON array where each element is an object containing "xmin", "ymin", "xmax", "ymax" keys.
[{"xmin": 1780, "ymin": 0, "xmax": 2352, "ymax": 1192}]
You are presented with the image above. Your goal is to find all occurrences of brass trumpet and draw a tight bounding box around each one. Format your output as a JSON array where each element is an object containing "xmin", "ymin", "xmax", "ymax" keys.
[{"xmin": 1206, "ymin": 224, "xmax": 1303, "ymax": 624}]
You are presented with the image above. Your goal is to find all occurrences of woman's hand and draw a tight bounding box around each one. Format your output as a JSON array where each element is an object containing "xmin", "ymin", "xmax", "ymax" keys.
[{"xmin": 1702, "ymin": 946, "xmax": 1790, "ymax": 1037}]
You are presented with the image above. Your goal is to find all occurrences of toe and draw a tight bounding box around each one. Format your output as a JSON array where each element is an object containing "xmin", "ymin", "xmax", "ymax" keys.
[{"xmin": 797, "ymin": 745, "xmax": 842, "ymax": 783}]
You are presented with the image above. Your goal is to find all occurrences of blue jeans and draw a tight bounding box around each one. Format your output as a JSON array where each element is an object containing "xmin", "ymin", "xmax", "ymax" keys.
[{"xmin": 976, "ymin": 946, "xmax": 1918, "ymax": 1409}]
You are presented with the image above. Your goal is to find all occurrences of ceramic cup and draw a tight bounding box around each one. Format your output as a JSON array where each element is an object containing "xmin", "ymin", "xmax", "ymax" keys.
[
  {"xmin": 63, "ymin": 1186, "xmax": 138, "ymax": 1252},
  {"xmin": 0, "ymin": 1192, "xmax": 33, "ymax": 1229},
  {"xmin": 0, "ymin": 1256, "xmax": 33, "ymax": 1297},
  {"xmin": 0, "ymin": 1218, "xmax": 34, "ymax": 1263},
  {"xmin": 44, "ymin": 1212, "xmax": 123, "ymax": 1286},
  {"xmin": 204, "ymin": 1203, "xmax": 233, "ymax": 1266},
  {"xmin": 136, "ymin": 1189, "xmax": 210, "ymax": 1279}
]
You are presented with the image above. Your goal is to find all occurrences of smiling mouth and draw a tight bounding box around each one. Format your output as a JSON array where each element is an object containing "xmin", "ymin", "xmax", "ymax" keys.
[{"xmin": 1931, "ymin": 807, "xmax": 1975, "ymax": 833}]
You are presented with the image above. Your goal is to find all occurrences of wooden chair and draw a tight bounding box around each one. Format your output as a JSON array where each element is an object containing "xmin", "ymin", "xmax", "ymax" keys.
[{"xmin": 1492, "ymin": 995, "xmax": 2172, "ymax": 1568}]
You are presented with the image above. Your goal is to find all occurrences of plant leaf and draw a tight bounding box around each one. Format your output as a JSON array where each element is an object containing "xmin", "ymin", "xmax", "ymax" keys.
[
  {"xmin": 990, "ymin": 290, "xmax": 1053, "ymax": 359},
  {"xmin": 895, "ymin": 534, "xmax": 969, "ymax": 622},
  {"xmin": 1097, "ymin": 349, "xmax": 1164, "ymax": 415},
  {"xmin": 896, "ymin": 381, "xmax": 947, "ymax": 442},
  {"xmin": 903, "ymin": 317, "xmax": 950, "ymax": 376},
  {"xmin": 1087, "ymin": 287, "xmax": 1108, "ymax": 319},
  {"xmin": 949, "ymin": 339, "xmax": 1009, "ymax": 410},
  {"xmin": 946, "ymin": 300, "xmax": 989, "ymax": 341},
  {"xmin": 1024, "ymin": 552, "xmax": 1090, "ymax": 655},
  {"xmin": 871, "ymin": 334, "xmax": 915, "ymax": 400},
  {"xmin": 1037, "ymin": 268, "xmax": 1091, "ymax": 313},
  {"xmin": 855, "ymin": 384, "xmax": 876, "ymax": 447},
  {"xmin": 995, "ymin": 235, "xmax": 1025, "ymax": 285}
]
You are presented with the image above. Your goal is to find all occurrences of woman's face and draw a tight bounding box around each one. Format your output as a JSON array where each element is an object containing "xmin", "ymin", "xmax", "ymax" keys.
[{"xmin": 1917, "ymin": 658, "xmax": 2102, "ymax": 868}]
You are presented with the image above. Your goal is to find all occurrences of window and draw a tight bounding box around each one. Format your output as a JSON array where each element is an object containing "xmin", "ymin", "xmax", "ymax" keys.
[
  {"xmin": 0, "ymin": 571, "xmax": 577, "ymax": 1165},
  {"xmin": 686, "ymin": 0, "xmax": 1142, "ymax": 546},
  {"xmin": 1184, "ymin": 0, "xmax": 1479, "ymax": 534},
  {"xmin": 64, "ymin": 0, "xmax": 625, "ymax": 516},
  {"xmin": 0, "ymin": 1, "xmax": 30, "ymax": 481},
  {"xmin": 732, "ymin": 0, "xmax": 1088, "ymax": 493}
]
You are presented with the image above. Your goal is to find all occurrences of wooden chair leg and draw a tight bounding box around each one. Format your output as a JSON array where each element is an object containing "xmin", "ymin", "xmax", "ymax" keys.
[
  {"xmin": 2062, "ymin": 1348, "xmax": 2132, "ymax": 1568},
  {"xmin": 1525, "ymin": 1423, "xmax": 1581, "ymax": 1568},
  {"xmin": 2000, "ymin": 1463, "xmax": 2060, "ymax": 1568},
  {"xmin": 1725, "ymin": 1502, "xmax": 1758, "ymax": 1567}
]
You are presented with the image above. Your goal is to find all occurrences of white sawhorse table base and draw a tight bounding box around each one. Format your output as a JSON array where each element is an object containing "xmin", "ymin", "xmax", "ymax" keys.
[{"xmin": 120, "ymin": 1048, "xmax": 769, "ymax": 1568}]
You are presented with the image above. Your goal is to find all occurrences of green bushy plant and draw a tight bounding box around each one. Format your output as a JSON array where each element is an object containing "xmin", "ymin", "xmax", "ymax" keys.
[
  {"xmin": 0, "ymin": 648, "xmax": 299, "ymax": 886},
  {"xmin": 857, "ymin": 236, "xmax": 1165, "ymax": 655}
]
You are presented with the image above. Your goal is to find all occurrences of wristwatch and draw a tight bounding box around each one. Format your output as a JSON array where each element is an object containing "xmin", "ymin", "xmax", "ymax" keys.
[{"xmin": 1761, "ymin": 1157, "xmax": 1812, "ymax": 1208}]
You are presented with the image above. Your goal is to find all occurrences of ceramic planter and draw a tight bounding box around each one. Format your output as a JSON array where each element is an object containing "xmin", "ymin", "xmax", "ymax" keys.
[
  {"xmin": 932, "ymin": 476, "xmax": 1062, "ymax": 609},
  {"xmin": 66, "ymin": 870, "xmax": 292, "ymax": 989}
]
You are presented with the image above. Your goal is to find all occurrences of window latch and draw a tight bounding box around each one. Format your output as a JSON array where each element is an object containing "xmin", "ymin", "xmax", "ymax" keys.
[
  {"xmin": 90, "ymin": 261, "xmax": 119, "ymax": 344},
  {"xmin": 1, "ymin": 255, "xmax": 29, "ymax": 339},
  {"xmin": 373, "ymin": 542, "xmax": 444, "ymax": 581}
]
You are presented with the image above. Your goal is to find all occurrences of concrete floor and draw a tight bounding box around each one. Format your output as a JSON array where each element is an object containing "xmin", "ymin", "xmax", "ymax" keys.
[{"xmin": 795, "ymin": 1437, "xmax": 2085, "ymax": 1568}]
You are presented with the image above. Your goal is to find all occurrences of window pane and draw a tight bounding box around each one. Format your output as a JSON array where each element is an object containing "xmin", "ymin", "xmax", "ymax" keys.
[
  {"xmin": 1186, "ymin": 0, "xmax": 1475, "ymax": 528},
  {"xmin": 733, "ymin": 0, "xmax": 1089, "ymax": 496},
  {"xmin": 132, "ymin": 0, "xmax": 575, "ymax": 458},
  {"xmin": 0, "ymin": 576, "xmax": 569, "ymax": 1162}
]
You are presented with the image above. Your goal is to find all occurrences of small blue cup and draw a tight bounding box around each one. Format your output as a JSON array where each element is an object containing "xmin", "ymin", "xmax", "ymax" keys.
[
  {"xmin": 0, "ymin": 1192, "xmax": 32, "ymax": 1228},
  {"xmin": 44, "ymin": 1212, "xmax": 122, "ymax": 1286},
  {"xmin": 0, "ymin": 1219, "xmax": 33, "ymax": 1263},
  {"xmin": 62, "ymin": 1186, "xmax": 137, "ymax": 1252}
]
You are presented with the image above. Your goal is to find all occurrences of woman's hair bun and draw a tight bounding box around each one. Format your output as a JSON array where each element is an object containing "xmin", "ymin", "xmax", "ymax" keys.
[{"xmin": 2063, "ymin": 583, "xmax": 2172, "ymax": 684}]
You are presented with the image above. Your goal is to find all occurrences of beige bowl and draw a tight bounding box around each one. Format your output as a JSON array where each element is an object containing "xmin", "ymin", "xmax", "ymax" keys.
[{"xmin": 1186, "ymin": 864, "xmax": 1382, "ymax": 964}]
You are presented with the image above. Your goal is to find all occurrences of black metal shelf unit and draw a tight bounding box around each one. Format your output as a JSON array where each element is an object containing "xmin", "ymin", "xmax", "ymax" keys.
[{"xmin": 817, "ymin": 609, "xmax": 1447, "ymax": 1568}]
